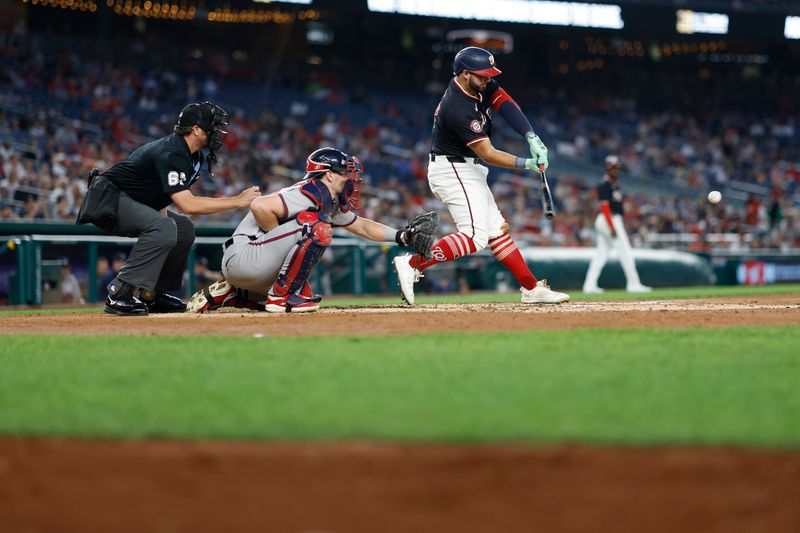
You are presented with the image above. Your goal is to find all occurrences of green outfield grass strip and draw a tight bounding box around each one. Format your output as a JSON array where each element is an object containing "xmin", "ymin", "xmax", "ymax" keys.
[
  {"xmin": 1, "ymin": 283, "xmax": 798, "ymax": 314},
  {"xmin": 1, "ymin": 327, "xmax": 798, "ymax": 447}
]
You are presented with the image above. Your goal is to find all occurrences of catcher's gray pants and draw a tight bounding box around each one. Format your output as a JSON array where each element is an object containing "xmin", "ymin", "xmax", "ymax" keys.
[
  {"xmin": 96, "ymin": 192, "xmax": 195, "ymax": 293},
  {"xmin": 221, "ymin": 218, "xmax": 305, "ymax": 296}
]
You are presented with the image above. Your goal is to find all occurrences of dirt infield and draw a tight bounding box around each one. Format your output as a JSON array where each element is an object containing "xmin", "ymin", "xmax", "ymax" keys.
[
  {"xmin": 2, "ymin": 437, "xmax": 799, "ymax": 533},
  {"xmin": 2, "ymin": 294, "xmax": 799, "ymax": 532},
  {"xmin": 1, "ymin": 294, "xmax": 798, "ymax": 337}
]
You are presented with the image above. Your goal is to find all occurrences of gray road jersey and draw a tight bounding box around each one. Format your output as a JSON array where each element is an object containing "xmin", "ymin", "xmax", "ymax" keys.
[{"xmin": 231, "ymin": 181, "xmax": 357, "ymax": 240}]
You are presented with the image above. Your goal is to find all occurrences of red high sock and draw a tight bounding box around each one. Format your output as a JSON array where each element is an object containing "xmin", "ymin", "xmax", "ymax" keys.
[
  {"xmin": 410, "ymin": 232, "xmax": 477, "ymax": 271},
  {"xmin": 489, "ymin": 234, "xmax": 537, "ymax": 290}
]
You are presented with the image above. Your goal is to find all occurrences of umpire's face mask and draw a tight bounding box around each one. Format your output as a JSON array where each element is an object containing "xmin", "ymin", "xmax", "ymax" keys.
[{"xmin": 202, "ymin": 103, "xmax": 230, "ymax": 175}]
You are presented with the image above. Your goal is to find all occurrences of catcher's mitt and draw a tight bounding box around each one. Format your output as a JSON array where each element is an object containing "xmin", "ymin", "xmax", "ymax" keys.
[{"xmin": 397, "ymin": 211, "xmax": 439, "ymax": 260}]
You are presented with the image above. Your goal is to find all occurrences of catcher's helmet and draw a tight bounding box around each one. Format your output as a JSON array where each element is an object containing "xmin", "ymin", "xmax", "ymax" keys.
[
  {"xmin": 453, "ymin": 47, "xmax": 502, "ymax": 77},
  {"xmin": 305, "ymin": 147, "xmax": 364, "ymax": 211}
]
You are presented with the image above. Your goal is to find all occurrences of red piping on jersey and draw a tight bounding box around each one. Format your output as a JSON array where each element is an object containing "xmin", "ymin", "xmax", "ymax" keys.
[
  {"xmin": 489, "ymin": 87, "xmax": 515, "ymax": 112},
  {"xmin": 452, "ymin": 78, "xmax": 482, "ymax": 102},
  {"xmin": 278, "ymin": 193, "xmax": 288, "ymax": 220},
  {"xmin": 450, "ymin": 162, "xmax": 476, "ymax": 239},
  {"xmin": 599, "ymin": 201, "xmax": 615, "ymax": 229},
  {"xmin": 249, "ymin": 228, "xmax": 303, "ymax": 246},
  {"xmin": 466, "ymin": 136, "xmax": 489, "ymax": 146}
]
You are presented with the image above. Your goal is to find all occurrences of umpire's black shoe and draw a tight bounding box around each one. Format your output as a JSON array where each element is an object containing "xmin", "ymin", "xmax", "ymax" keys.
[
  {"xmin": 104, "ymin": 293, "xmax": 149, "ymax": 316},
  {"xmin": 144, "ymin": 293, "xmax": 187, "ymax": 314}
]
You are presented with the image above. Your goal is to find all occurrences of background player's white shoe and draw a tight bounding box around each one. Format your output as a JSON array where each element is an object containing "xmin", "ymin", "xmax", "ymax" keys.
[
  {"xmin": 626, "ymin": 284, "xmax": 653, "ymax": 293},
  {"xmin": 582, "ymin": 285, "xmax": 605, "ymax": 294},
  {"xmin": 393, "ymin": 254, "xmax": 421, "ymax": 305},
  {"xmin": 521, "ymin": 280, "xmax": 570, "ymax": 304}
]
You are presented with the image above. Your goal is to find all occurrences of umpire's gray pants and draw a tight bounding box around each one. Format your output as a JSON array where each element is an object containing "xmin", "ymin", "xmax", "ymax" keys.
[{"xmin": 96, "ymin": 192, "xmax": 195, "ymax": 293}]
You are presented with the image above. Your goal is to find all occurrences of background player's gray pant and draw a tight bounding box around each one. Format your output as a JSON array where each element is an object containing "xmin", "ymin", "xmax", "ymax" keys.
[
  {"xmin": 222, "ymin": 219, "xmax": 304, "ymax": 296},
  {"xmin": 96, "ymin": 192, "xmax": 195, "ymax": 293}
]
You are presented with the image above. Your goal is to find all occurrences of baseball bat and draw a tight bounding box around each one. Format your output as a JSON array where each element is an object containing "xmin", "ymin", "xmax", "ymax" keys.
[{"xmin": 539, "ymin": 167, "xmax": 555, "ymax": 219}]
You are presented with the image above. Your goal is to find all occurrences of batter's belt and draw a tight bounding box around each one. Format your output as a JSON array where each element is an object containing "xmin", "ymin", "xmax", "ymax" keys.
[{"xmin": 429, "ymin": 154, "xmax": 481, "ymax": 164}]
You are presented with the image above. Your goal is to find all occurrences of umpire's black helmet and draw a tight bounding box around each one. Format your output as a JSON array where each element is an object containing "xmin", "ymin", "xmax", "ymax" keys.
[
  {"xmin": 453, "ymin": 47, "xmax": 502, "ymax": 77},
  {"xmin": 177, "ymin": 101, "xmax": 230, "ymax": 151}
]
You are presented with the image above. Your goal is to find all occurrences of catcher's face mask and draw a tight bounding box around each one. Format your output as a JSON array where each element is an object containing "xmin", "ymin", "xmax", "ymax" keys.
[{"xmin": 338, "ymin": 156, "xmax": 363, "ymax": 212}]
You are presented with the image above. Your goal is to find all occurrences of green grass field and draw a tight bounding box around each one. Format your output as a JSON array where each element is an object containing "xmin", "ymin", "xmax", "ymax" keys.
[{"xmin": 1, "ymin": 284, "xmax": 798, "ymax": 448}]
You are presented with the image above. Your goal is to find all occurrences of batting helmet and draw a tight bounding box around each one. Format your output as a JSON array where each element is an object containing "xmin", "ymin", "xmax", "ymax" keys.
[
  {"xmin": 305, "ymin": 147, "xmax": 364, "ymax": 211},
  {"xmin": 453, "ymin": 47, "xmax": 502, "ymax": 77}
]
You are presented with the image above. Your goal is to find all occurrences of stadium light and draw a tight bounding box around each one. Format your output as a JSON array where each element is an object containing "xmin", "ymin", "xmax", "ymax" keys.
[
  {"xmin": 253, "ymin": 0, "xmax": 312, "ymax": 4},
  {"xmin": 676, "ymin": 10, "xmax": 728, "ymax": 35},
  {"xmin": 786, "ymin": 16, "xmax": 800, "ymax": 39},
  {"xmin": 367, "ymin": 0, "xmax": 624, "ymax": 29}
]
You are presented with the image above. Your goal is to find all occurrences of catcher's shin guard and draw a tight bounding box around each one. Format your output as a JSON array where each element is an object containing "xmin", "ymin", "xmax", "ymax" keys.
[{"xmin": 270, "ymin": 212, "xmax": 331, "ymax": 299}]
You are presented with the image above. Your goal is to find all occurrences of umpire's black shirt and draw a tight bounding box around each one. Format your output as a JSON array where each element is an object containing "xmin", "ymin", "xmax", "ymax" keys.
[
  {"xmin": 598, "ymin": 177, "xmax": 624, "ymax": 215},
  {"xmin": 431, "ymin": 78, "xmax": 497, "ymax": 158},
  {"xmin": 103, "ymin": 133, "xmax": 202, "ymax": 211}
]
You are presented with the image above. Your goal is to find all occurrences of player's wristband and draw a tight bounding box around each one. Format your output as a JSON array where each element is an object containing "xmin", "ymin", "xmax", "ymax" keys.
[
  {"xmin": 386, "ymin": 227, "xmax": 403, "ymax": 244},
  {"xmin": 514, "ymin": 157, "xmax": 527, "ymax": 169}
]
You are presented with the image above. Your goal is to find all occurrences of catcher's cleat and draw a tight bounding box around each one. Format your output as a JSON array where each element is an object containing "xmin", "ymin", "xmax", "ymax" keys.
[
  {"xmin": 264, "ymin": 293, "xmax": 320, "ymax": 313},
  {"xmin": 521, "ymin": 279, "xmax": 570, "ymax": 304},
  {"xmin": 299, "ymin": 281, "xmax": 323, "ymax": 303},
  {"xmin": 186, "ymin": 279, "xmax": 237, "ymax": 313},
  {"xmin": 144, "ymin": 292, "xmax": 187, "ymax": 314},
  {"xmin": 393, "ymin": 254, "xmax": 422, "ymax": 305}
]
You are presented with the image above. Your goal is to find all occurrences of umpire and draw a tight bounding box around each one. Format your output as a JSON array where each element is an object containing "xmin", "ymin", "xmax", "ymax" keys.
[{"xmin": 77, "ymin": 101, "xmax": 260, "ymax": 316}]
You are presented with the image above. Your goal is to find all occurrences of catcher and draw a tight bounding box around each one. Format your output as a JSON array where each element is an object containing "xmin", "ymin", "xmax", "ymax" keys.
[{"xmin": 186, "ymin": 147, "xmax": 437, "ymax": 313}]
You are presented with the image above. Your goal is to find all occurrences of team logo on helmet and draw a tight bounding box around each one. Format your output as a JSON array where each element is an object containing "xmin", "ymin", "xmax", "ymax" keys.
[{"xmin": 488, "ymin": 54, "xmax": 495, "ymax": 66}]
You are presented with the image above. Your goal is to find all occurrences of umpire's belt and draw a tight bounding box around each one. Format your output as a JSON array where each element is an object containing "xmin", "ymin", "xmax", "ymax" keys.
[{"xmin": 430, "ymin": 154, "xmax": 480, "ymax": 164}]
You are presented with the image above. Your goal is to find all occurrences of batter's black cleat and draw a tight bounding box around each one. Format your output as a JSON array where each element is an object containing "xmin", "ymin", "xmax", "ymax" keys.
[
  {"xmin": 104, "ymin": 293, "xmax": 149, "ymax": 316},
  {"xmin": 143, "ymin": 292, "xmax": 187, "ymax": 314}
]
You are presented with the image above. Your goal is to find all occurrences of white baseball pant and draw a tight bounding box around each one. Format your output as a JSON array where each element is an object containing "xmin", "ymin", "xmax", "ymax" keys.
[
  {"xmin": 583, "ymin": 213, "xmax": 644, "ymax": 290},
  {"xmin": 427, "ymin": 157, "xmax": 506, "ymax": 251}
]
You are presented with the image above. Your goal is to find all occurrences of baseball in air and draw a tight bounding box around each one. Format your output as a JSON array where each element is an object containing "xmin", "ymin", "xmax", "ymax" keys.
[{"xmin": 707, "ymin": 190, "xmax": 722, "ymax": 204}]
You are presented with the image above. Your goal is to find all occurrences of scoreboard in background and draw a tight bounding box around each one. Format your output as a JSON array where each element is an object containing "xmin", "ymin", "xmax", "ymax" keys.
[{"xmin": 364, "ymin": 0, "xmax": 800, "ymax": 42}]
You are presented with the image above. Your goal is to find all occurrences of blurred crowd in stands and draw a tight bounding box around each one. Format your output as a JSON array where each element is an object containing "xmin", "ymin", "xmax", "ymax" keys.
[{"xmin": 0, "ymin": 30, "xmax": 798, "ymax": 252}]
